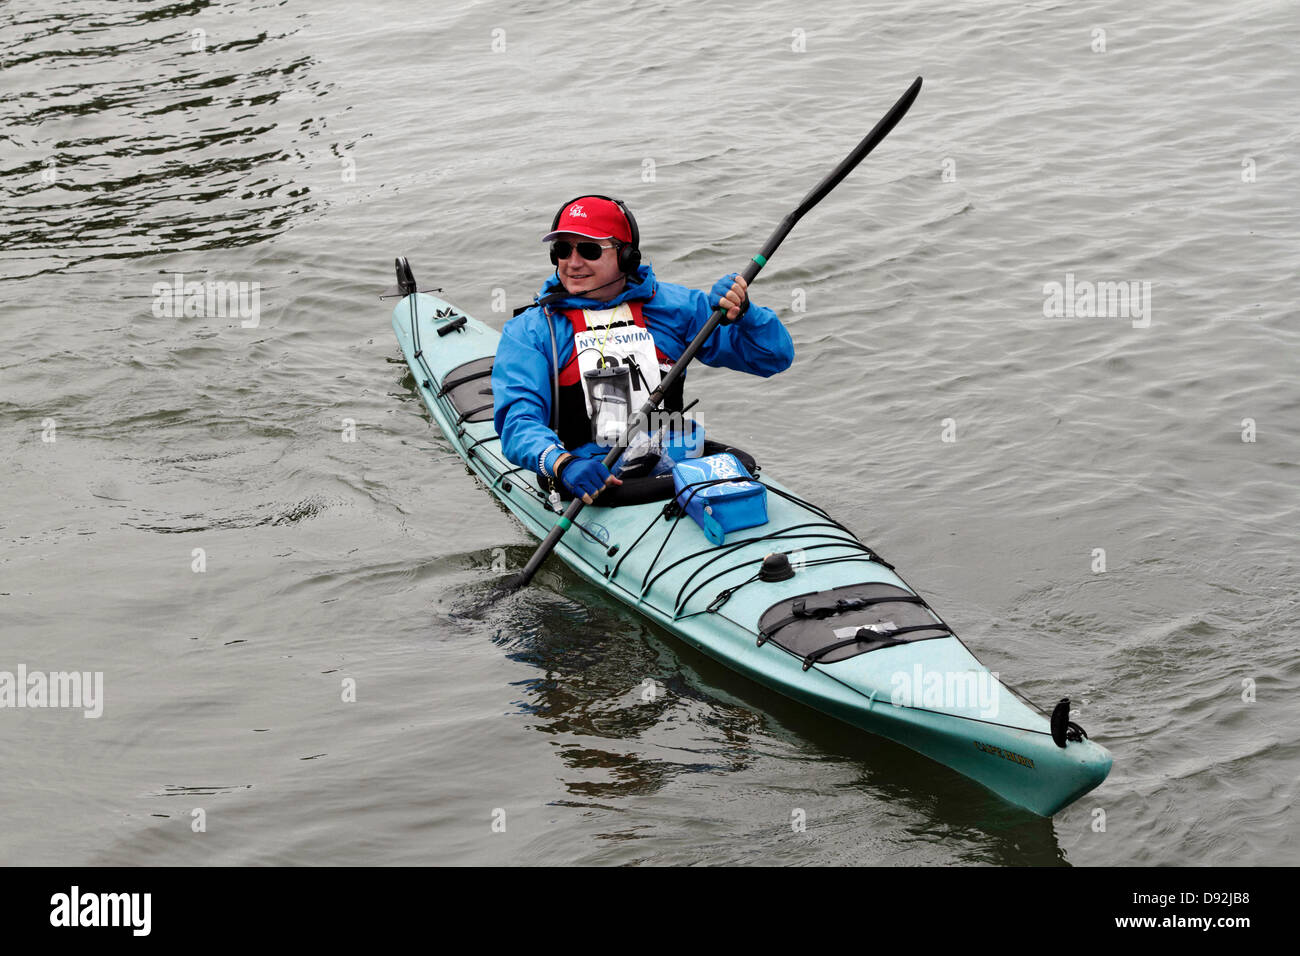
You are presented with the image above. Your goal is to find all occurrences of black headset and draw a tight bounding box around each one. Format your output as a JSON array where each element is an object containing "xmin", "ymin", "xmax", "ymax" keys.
[{"xmin": 549, "ymin": 194, "xmax": 641, "ymax": 275}]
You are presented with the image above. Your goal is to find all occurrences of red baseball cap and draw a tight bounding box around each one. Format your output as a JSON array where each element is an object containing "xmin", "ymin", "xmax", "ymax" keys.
[{"xmin": 542, "ymin": 196, "xmax": 633, "ymax": 243}]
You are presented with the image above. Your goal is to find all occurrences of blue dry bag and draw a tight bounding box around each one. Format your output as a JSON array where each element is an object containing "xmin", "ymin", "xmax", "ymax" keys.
[{"xmin": 671, "ymin": 452, "xmax": 768, "ymax": 545}]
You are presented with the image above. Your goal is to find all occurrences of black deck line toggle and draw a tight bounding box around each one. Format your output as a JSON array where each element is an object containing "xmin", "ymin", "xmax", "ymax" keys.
[{"xmin": 437, "ymin": 316, "xmax": 468, "ymax": 337}]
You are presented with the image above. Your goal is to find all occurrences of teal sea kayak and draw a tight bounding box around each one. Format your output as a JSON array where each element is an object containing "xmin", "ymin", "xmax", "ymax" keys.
[{"xmin": 388, "ymin": 273, "xmax": 1113, "ymax": 817}]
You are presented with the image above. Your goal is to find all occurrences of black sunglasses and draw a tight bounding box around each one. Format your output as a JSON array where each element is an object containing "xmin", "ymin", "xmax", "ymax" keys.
[{"xmin": 551, "ymin": 240, "xmax": 617, "ymax": 261}]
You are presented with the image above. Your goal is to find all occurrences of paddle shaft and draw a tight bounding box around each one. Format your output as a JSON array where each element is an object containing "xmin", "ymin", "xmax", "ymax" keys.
[{"xmin": 506, "ymin": 76, "xmax": 923, "ymax": 594}]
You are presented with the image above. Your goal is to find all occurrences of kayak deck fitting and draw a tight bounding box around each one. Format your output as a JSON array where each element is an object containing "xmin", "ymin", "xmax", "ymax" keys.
[{"xmin": 388, "ymin": 277, "xmax": 1113, "ymax": 818}]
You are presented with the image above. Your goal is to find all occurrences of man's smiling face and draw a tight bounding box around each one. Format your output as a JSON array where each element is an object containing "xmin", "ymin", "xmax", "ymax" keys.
[{"xmin": 553, "ymin": 233, "xmax": 626, "ymax": 301}]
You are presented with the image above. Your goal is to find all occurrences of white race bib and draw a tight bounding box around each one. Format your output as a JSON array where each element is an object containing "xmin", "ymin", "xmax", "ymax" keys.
[{"xmin": 573, "ymin": 304, "xmax": 663, "ymax": 418}]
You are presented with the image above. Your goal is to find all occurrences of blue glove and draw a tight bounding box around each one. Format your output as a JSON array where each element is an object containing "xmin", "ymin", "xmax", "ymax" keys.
[
  {"xmin": 709, "ymin": 273, "xmax": 750, "ymax": 324},
  {"xmin": 557, "ymin": 455, "xmax": 618, "ymax": 501}
]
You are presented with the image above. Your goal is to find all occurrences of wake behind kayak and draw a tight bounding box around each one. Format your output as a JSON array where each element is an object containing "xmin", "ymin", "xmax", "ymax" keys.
[{"xmin": 386, "ymin": 270, "xmax": 1112, "ymax": 817}]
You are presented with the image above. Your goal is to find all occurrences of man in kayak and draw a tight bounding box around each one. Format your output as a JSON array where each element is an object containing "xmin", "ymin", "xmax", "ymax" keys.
[{"xmin": 492, "ymin": 195, "xmax": 794, "ymax": 505}]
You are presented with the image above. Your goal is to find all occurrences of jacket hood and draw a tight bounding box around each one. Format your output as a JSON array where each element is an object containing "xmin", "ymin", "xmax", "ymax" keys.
[{"xmin": 535, "ymin": 264, "xmax": 657, "ymax": 311}]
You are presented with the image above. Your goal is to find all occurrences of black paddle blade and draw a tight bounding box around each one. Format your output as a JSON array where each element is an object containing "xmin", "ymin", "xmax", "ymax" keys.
[
  {"xmin": 445, "ymin": 562, "xmax": 536, "ymax": 619},
  {"xmin": 479, "ymin": 574, "xmax": 527, "ymax": 613},
  {"xmin": 745, "ymin": 76, "xmax": 923, "ymax": 285},
  {"xmin": 446, "ymin": 579, "xmax": 515, "ymax": 621},
  {"xmin": 791, "ymin": 76, "xmax": 921, "ymax": 220}
]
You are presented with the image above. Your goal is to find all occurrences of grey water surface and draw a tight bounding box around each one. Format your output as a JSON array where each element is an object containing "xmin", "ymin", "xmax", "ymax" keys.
[{"xmin": 1, "ymin": 0, "xmax": 1296, "ymax": 865}]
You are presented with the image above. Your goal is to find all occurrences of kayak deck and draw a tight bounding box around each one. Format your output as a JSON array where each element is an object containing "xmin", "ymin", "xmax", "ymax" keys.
[{"xmin": 390, "ymin": 288, "xmax": 1112, "ymax": 816}]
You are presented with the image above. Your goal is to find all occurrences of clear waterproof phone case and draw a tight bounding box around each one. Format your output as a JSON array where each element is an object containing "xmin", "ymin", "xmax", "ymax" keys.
[{"xmin": 585, "ymin": 362, "xmax": 632, "ymax": 446}]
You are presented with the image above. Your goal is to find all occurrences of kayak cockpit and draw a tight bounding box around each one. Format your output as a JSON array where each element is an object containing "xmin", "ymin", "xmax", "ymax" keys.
[{"xmin": 437, "ymin": 354, "xmax": 759, "ymax": 508}]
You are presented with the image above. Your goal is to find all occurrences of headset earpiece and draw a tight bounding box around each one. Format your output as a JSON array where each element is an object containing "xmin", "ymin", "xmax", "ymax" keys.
[{"xmin": 613, "ymin": 199, "xmax": 640, "ymax": 275}]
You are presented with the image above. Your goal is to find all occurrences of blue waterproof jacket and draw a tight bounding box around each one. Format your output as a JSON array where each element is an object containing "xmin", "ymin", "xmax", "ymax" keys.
[{"xmin": 492, "ymin": 263, "xmax": 794, "ymax": 472}]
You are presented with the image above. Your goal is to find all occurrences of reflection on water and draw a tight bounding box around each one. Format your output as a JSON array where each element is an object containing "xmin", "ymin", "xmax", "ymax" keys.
[
  {"xmin": 491, "ymin": 566, "xmax": 1069, "ymax": 864},
  {"xmin": 0, "ymin": 0, "xmax": 336, "ymax": 276}
]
